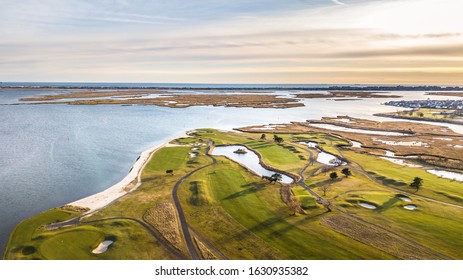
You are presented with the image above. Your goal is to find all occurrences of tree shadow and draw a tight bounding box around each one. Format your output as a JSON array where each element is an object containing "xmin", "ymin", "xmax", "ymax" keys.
[
  {"xmin": 222, "ymin": 182, "xmax": 267, "ymax": 200},
  {"xmin": 375, "ymin": 197, "xmax": 400, "ymax": 213}
]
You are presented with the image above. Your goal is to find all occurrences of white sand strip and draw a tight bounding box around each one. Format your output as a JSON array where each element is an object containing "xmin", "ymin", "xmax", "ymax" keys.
[
  {"xmin": 68, "ymin": 133, "xmax": 188, "ymax": 213},
  {"xmin": 92, "ymin": 240, "xmax": 114, "ymax": 254}
]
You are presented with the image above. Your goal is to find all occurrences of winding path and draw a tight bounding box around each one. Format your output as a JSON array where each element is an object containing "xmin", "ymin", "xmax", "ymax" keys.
[{"xmin": 171, "ymin": 151, "xmax": 217, "ymax": 260}]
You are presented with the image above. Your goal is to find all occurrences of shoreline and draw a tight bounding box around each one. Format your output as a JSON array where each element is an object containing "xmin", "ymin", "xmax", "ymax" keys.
[{"xmin": 67, "ymin": 132, "xmax": 188, "ymax": 214}]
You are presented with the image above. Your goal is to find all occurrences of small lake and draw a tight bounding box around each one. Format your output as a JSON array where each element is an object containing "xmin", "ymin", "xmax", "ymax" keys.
[
  {"xmin": 317, "ymin": 151, "xmax": 345, "ymax": 166},
  {"xmin": 211, "ymin": 145, "xmax": 293, "ymax": 184}
]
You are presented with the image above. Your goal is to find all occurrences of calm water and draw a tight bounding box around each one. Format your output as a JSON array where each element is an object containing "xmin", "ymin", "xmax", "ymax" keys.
[
  {"xmin": 211, "ymin": 145, "xmax": 294, "ymax": 184},
  {"xmin": 1, "ymin": 88, "xmax": 463, "ymax": 255}
]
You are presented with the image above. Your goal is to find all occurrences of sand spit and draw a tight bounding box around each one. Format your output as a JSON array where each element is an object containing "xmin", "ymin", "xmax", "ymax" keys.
[{"xmin": 68, "ymin": 133, "xmax": 188, "ymax": 213}]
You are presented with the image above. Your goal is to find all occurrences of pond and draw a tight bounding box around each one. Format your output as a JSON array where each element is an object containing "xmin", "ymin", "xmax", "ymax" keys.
[
  {"xmin": 317, "ymin": 151, "xmax": 345, "ymax": 166},
  {"xmin": 211, "ymin": 145, "xmax": 294, "ymax": 184}
]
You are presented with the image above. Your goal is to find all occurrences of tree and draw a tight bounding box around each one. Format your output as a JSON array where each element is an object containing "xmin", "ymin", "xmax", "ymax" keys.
[
  {"xmin": 270, "ymin": 173, "xmax": 283, "ymax": 184},
  {"xmin": 410, "ymin": 177, "xmax": 423, "ymax": 192},
  {"xmin": 273, "ymin": 134, "xmax": 284, "ymax": 143},
  {"xmin": 320, "ymin": 184, "xmax": 330, "ymax": 197},
  {"xmin": 341, "ymin": 168, "xmax": 352, "ymax": 177},
  {"xmin": 166, "ymin": 169, "xmax": 174, "ymax": 175},
  {"xmin": 260, "ymin": 133, "xmax": 266, "ymax": 140},
  {"xmin": 329, "ymin": 172, "xmax": 338, "ymax": 180},
  {"xmin": 262, "ymin": 173, "xmax": 283, "ymax": 184}
]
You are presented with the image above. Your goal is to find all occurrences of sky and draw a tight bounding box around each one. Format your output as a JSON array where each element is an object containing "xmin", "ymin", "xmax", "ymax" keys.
[{"xmin": 0, "ymin": 0, "xmax": 462, "ymax": 84}]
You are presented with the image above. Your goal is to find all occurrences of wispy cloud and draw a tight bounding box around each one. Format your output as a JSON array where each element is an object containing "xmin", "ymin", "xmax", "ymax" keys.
[
  {"xmin": 331, "ymin": 0, "xmax": 345, "ymax": 5},
  {"xmin": 1, "ymin": 0, "xmax": 462, "ymax": 84}
]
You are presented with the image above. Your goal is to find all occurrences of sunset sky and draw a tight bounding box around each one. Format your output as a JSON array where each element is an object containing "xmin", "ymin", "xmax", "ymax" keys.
[{"xmin": 1, "ymin": 0, "xmax": 462, "ymax": 84}]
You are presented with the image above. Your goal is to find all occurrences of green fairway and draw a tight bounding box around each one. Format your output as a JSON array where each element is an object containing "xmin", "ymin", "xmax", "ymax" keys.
[{"xmin": 178, "ymin": 157, "xmax": 394, "ymax": 259}]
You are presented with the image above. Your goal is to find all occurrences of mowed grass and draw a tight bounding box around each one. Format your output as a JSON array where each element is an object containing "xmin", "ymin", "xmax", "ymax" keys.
[
  {"xmin": 338, "ymin": 191, "xmax": 463, "ymax": 259},
  {"xmin": 4, "ymin": 209, "xmax": 79, "ymax": 259},
  {"xmin": 343, "ymin": 150, "xmax": 463, "ymax": 205},
  {"xmin": 143, "ymin": 146, "xmax": 193, "ymax": 173},
  {"xmin": 304, "ymin": 165, "xmax": 388, "ymax": 199},
  {"xmin": 39, "ymin": 227, "xmax": 103, "ymax": 260},
  {"xmin": 178, "ymin": 157, "xmax": 394, "ymax": 259}
]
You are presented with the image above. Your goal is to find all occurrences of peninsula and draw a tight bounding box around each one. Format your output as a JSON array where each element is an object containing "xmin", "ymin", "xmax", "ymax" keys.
[{"xmin": 5, "ymin": 117, "xmax": 463, "ymax": 260}]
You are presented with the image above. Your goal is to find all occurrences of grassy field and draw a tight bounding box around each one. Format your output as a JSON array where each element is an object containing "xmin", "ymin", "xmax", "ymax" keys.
[
  {"xmin": 178, "ymin": 157, "xmax": 393, "ymax": 259},
  {"xmin": 5, "ymin": 128, "xmax": 463, "ymax": 260}
]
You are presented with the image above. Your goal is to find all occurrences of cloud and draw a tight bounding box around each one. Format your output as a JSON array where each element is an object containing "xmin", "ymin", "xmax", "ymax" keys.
[
  {"xmin": 1, "ymin": 0, "xmax": 463, "ymax": 84},
  {"xmin": 331, "ymin": 0, "xmax": 345, "ymax": 5}
]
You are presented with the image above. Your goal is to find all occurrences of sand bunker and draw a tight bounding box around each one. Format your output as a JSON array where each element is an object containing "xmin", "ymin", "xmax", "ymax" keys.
[
  {"xmin": 404, "ymin": 204, "xmax": 417, "ymax": 210},
  {"xmin": 359, "ymin": 202, "xmax": 377, "ymax": 210},
  {"xmin": 92, "ymin": 240, "xmax": 113, "ymax": 254},
  {"xmin": 397, "ymin": 195, "xmax": 412, "ymax": 202}
]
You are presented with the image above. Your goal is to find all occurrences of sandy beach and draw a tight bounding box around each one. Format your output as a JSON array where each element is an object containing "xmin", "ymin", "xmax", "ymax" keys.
[{"xmin": 67, "ymin": 133, "xmax": 188, "ymax": 214}]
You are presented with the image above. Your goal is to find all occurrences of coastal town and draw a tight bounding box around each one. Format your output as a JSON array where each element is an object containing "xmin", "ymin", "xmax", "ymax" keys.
[{"xmin": 385, "ymin": 100, "xmax": 463, "ymax": 110}]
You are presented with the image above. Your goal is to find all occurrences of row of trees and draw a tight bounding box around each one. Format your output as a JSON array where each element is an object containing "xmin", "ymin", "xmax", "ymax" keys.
[
  {"xmin": 328, "ymin": 168, "xmax": 352, "ymax": 181},
  {"xmin": 260, "ymin": 133, "xmax": 284, "ymax": 143}
]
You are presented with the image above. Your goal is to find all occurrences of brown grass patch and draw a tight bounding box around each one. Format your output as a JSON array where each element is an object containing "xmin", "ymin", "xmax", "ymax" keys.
[
  {"xmin": 23, "ymin": 93, "xmax": 304, "ymax": 109},
  {"xmin": 280, "ymin": 185, "xmax": 306, "ymax": 215},
  {"xmin": 193, "ymin": 237, "xmax": 218, "ymax": 260},
  {"xmin": 20, "ymin": 89, "xmax": 166, "ymax": 101},
  {"xmin": 426, "ymin": 92, "xmax": 463, "ymax": 97},
  {"xmin": 59, "ymin": 205, "xmax": 90, "ymax": 212},
  {"xmin": 123, "ymin": 178, "xmax": 138, "ymax": 192},
  {"xmin": 321, "ymin": 215, "xmax": 443, "ymax": 259},
  {"xmin": 144, "ymin": 202, "xmax": 186, "ymax": 253}
]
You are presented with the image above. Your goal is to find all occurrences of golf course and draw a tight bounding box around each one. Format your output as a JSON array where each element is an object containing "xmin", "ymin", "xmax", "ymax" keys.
[{"xmin": 5, "ymin": 119, "xmax": 463, "ymax": 260}]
